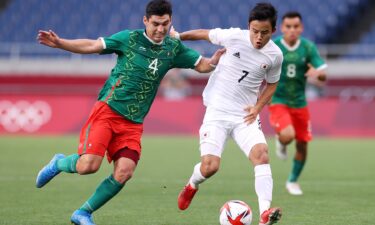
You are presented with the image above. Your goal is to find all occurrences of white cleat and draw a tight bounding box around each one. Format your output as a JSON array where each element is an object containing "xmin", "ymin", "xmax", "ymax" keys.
[
  {"xmin": 275, "ymin": 138, "xmax": 287, "ymax": 160},
  {"xmin": 286, "ymin": 182, "xmax": 303, "ymax": 195}
]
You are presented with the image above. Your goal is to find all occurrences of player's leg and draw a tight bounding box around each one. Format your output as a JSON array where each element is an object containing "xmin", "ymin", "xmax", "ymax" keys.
[
  {"xmin": 269, "ymin": 104, "xmax": 295, "ymax": 160},
  {"xmin": 74, "ymin": 149, "xmax": 138, "ymax": 219},
  {"xmin": 178, "ymin": 113, "xmax": 228, "ymax": 210},
  {"xmin": 233, "ymin": 119, "xmax": 281, "ymax": 225},
  {"xmin": 72, "ymin": 113, "xmax": 142, "ymax": 225},
  {"xmin": 178, "ymin": 152, "xmax": 221, "ymax": 210},
  {"xmin": 251, "ymin": 145, "xmax": 282, "ymax": 225},
  {"xmin": 36, "ymin": 102, "xmax": 109, "ymax": 188},
  {"xmin": 286, "ymin": 107, "xmax": 311, "ymax": 195}
]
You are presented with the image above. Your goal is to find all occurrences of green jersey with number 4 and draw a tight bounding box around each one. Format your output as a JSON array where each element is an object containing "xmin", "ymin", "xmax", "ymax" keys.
[
  {"xmin": 271, "ymin": 36, "xmax": 326, "ymax": 108},
  {"xmin": 98, "ymin": 29, "xmax": 200, "ymax": 123}
]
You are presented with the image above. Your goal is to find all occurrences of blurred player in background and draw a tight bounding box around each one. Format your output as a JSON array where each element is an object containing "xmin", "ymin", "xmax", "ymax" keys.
[
  {"xmin": 171, "ymin": 3, "xmax": 282, "ymax": 225},
  {"xmin": 35, "ymin": 0, "xmax": 225, "ymax": 224},
  {"xmin": 269, "ymin": 11, "xmax": 327, "ymax": 195}
]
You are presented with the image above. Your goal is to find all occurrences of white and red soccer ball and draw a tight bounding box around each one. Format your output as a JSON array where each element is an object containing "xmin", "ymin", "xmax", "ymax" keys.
[{"xmin": 219, "ymin": 200, "xmax": 252, "ymax": 225}]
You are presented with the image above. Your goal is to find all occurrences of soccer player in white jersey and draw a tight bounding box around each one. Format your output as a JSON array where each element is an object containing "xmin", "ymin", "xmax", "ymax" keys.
[{"xmin": 170, "ymin": 3, "xmax": 283, "ymax": 225}]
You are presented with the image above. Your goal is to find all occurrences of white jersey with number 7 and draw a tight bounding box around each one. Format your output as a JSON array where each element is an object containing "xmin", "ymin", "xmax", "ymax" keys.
[{"xmin": 203, "ymin": 28, "xmax": 283, "ymax": 116}]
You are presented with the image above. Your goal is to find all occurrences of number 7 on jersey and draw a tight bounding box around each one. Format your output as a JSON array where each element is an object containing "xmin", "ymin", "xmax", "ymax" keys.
[{"xmin": 238, "ymin": 70, "xmax": 249, "ymax": 83}]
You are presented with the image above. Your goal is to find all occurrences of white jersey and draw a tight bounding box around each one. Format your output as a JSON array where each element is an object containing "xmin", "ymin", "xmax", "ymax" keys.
[{"xmin": 203, "ymin": 28, "xmax": 283, "ymax": 117}]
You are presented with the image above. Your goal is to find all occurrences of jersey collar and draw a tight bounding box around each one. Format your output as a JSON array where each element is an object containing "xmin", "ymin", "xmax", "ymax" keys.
[
  {"xmin": 281, "ymin": 38, "xmax": 301, "ymax": 51},
  {"xmin": 143, "ymin": 31, "xmax": 163, "ymax": 45}
]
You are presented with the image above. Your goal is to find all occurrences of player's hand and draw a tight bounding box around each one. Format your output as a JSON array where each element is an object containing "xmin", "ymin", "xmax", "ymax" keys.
[
  {"xmin": 209, "ymin": 48, "xmax": 226, "ymax": 67},
  {"xmin": 37, "ymin": 30, "xmax": 61, "ymax": 48},
  {"xmin": 243, "ymin": 105, "xmax": 260, "ymax": 125},
  {"xmin": 306, "ymin": 63, "xmax": 326, "ymax": 82},
  {"xmin": 169, "ymin": 26, "xmax": 180, "ymax": 39}
]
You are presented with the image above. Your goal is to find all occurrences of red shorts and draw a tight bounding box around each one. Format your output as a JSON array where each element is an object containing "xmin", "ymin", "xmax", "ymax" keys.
[
  {"xmin": 78, "ymin": 101, "xmax": 143, "ymax": 162},
  {"xmin": 268, "ymin": 104, "xmax": 312, "ymax": 142}
]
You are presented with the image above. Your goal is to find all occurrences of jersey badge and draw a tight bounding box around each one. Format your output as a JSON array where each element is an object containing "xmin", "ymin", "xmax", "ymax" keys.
[
  {"xmin": 139, "ymin": 46, "xmax": 146, "ymax": 51},
  {"xmin": 260, "ymin": 63, "xmax": 269, "ymax": 70}
]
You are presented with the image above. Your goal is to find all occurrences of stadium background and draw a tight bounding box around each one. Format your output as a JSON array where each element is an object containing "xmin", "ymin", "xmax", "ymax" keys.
[
  {"xmin": 0, "ymin": 0, "xmax": 374, "ymax": 136},
  {"xmin": 0, "ymin": 1, "xmax": 374, "ymax": 225}
]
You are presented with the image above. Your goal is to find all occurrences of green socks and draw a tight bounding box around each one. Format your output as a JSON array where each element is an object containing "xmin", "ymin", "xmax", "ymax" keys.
[
  {"xmin": 80, "ymin": 175, "xmax": 124, "ymax": 213},
  {"xmin": 56, "ymin": 155, "xmax": 125, "ymax": 213},
  {"xmin": 288, "ymin": 159, "xmax": 305, "ymax": 182},
  {"xmin": 56, "ymin": 154, "xmax": 79, "ymax": 173}
]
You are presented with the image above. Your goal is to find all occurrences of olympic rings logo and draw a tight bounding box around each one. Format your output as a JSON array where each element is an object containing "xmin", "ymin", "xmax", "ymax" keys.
[{"xmin": 0, "ymin": 100, "xmax": 51, "ymax": 133}]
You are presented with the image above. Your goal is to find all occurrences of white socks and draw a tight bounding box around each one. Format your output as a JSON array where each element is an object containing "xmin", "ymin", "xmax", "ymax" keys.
[
  {"xmin": 188, "ymin": 163, "xmax": 206, "ymax": 189},
  {"xmin": 254, "ymin": 164, "xmax": 273, "ymax": 215}
]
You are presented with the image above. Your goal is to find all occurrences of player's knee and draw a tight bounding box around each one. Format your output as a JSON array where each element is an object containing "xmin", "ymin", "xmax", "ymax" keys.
[
  {"xmin": 250, "ymin": 144, "xmax": 269, "ymax": 165},
  {"xmin": 200, "ymin": 160, "xmax": 220, "ymax": 178},
  {"xmin": 76, "ymin": 163, "xmax": 100, "ymax": 175},
  {"xmin": 279, "ymin": 129, "xmax": 295, "ymax": 145},
  {"xmin": 76, "ymin": 155, "xmax": 102, "ymax": 175},
  {"xmin": 113, "ymin": 168, "xmax": 134, "ymax": 184}
]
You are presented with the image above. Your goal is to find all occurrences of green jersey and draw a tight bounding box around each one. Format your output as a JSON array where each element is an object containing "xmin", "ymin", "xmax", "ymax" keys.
[
  {"xmin": 271, "ymin": 36, "xmax": 326, "ymax": 108},
  {"xmin": 98, "ymin": 29, "xmax": 201, "ymax": 123}
]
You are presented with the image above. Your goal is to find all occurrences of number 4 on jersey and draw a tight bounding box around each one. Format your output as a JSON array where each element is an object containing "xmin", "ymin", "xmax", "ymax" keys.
[{"xmin": 149, "ymin": 58, "xmax": 159, "ymax": 75}]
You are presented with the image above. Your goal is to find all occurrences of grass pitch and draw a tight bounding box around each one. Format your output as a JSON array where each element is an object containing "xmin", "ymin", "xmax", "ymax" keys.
[{"xmin": 0, "ymin": 135, "xmax": 374, "ymax": 225}]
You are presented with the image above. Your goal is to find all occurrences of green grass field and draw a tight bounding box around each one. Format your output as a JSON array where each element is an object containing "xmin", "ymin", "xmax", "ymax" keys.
[{"xmin": 0, "ymin": 135, "xmax": 374, "ymax": 225}]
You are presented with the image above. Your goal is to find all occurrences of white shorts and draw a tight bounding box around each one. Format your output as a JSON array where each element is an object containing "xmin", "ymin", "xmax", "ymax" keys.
[{"xmin": 199, "ymin": 107, "xmax": 267, "ymax": 158}]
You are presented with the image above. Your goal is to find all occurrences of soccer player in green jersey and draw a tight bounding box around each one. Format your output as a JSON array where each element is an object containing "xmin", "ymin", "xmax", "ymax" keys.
[
  {"xmin": 269, "ymin": 11, "xmax": 327, "ymax": 196},
  {"xmin": 35, "ymin": 1, "xmax": 225, "ymax": 224}
]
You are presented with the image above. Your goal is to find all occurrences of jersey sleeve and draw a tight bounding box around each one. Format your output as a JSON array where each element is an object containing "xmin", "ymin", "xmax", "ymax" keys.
[
  {"xmin": 100, "ymin": 30, "xmax": 129, "ymax": 55},
  {"xmin": 266, "ymin": 54, "xmax": 283, "ymax": 83},
  {"xmin": 208, "ymin": 28, "xmax": 239, "ymax": 46},
  {"xmin": 172, "ymin": 42, "xmax": 202, "ymax": 69},
  {"xmin": 308, "ymin": 43, "xmax": 327, "ymax": 70}
]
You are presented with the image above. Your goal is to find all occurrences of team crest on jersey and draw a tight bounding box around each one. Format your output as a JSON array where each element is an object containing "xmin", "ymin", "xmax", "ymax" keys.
[{"xmin": 260, "ymin": 63, "xmax": 269, "ymax": 70}]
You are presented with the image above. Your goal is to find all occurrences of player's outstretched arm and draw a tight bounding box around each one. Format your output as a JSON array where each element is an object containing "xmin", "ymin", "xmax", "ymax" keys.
[
  {"xmin": 244, "ymin": 82, "xmax": 278, "ymax": 125},
  {"xmin": 37, "ymin": 30, "xmax": 103, "ymax": 54},
  {"xmin": 306, "ymin": 64, "xmax": 327, "ymax": 82},
  {"xmin": 194, "ymin": 48, "xmax": 226, "ymax": 73},
  {"xmin": 170, "ymin": 26, "xmax": 210, "ymax": 41}
]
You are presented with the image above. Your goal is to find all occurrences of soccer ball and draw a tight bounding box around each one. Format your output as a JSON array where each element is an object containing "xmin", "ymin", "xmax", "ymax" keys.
[{"xmin": 219, "ymin": 200, "xmax": 252, "ymax": 225}]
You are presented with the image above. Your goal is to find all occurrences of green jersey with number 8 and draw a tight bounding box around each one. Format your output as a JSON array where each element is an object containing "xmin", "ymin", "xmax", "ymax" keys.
[
  {"xmin": 98, "ymin": 29, "xmax": 201, "ymax": 123},
  {"xmin": 271, "ymin": 36, "xmax": 326, "ymax": 108}
]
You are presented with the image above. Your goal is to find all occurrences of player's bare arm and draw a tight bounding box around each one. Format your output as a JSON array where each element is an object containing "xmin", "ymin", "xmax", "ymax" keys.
[
  {"xmin": 37, "ymin": 30, "xmax": 103, "ymax": 54},
  {"xmin": 170, "ymin": 26, "xmax": 210, "ymax": 42},
  {"xmin": 194, "ymin": 48, "xmax": 226, "ymax": 73},
  {"xmin": 244, "ymin": 82, "xmax": 278, "ymax": 125},
  {"xmin": 306, "ymin": 64, "xmax": 327, "ymax": 82}
]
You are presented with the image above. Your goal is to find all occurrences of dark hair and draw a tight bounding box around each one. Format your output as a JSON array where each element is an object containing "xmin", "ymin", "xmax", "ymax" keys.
[
  {"xmin": 145, "ymin": 0, "xmax": 172, "ymax": 18},
  {"xmin": 248, "ymin": 3, "xmax": 277, "ymax": 29},
  {"xmin": 282, "ymin": 11, "xmax": 303, "ymax": 21}
]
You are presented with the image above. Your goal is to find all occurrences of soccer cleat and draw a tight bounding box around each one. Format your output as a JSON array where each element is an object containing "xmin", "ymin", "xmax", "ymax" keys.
[
  {"xmin": 177, "ymin": 183, "xmax": 198, "ymax": 210},
  {"xmin": 275, "ymin": 137, "xmax": 287, "ymax": 160},
  {"xmin": 71, "ymin": 210, "xmax": 96, "ymax": 225},
  {"xmin": 36, "ymin": 153, "xmax": 65, "ymax": 188},
  {"xmin": 259, "ymin": 207, "xmax": 282, "ymax": 225},
  {"xmin": 286, "ymin": 181, "xmax": 303, "ymax": 195}
]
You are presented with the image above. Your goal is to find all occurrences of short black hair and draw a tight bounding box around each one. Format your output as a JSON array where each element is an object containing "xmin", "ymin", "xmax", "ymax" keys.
[
  {"xmin": 248, "ymin": 3, "xmax": 278, "ymax": 29},
  {"xmin": 145, "ymin": 0, "xmax": 172, "ymax": 18},
  {"xmin": 282, "ymin": 11, "xmax": 303, "ymax": 21}
]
